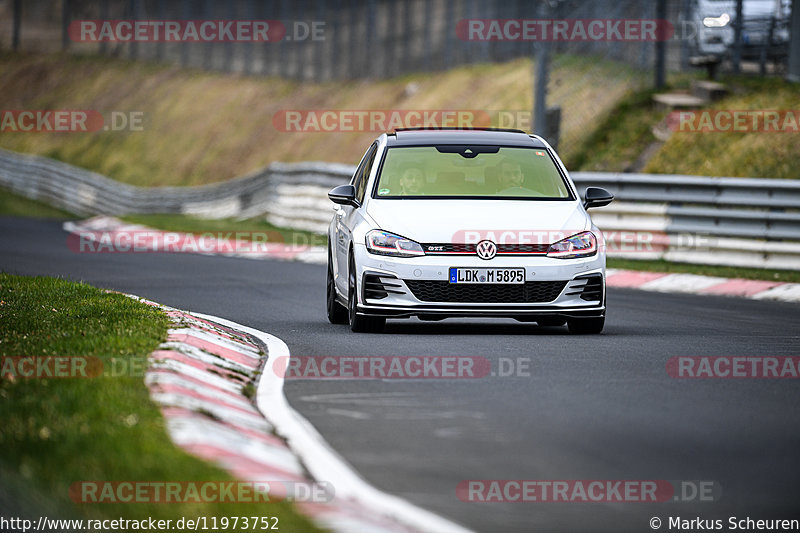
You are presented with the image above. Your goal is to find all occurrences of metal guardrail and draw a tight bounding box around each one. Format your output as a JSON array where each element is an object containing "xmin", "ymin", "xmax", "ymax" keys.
[
  {"xmin": 572, "ymin": 172, "xmax": 800, "ymax": 209},
  {"xmin": 570, "ymin": 172, "xmax": 800, "ymax": 271},
  {"xmin": 1, "ymin": 148, "xmax": 798, "ymax": 270},
  {"xmin": 0, "ymin": 149, "xmax": 349, "ymax": 231},
  {"xmin": 572, "ymin": 172, "xmax": 800, "ymax": 240}
]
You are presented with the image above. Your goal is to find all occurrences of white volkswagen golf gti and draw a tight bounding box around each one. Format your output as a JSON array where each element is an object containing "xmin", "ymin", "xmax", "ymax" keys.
[{"xmin": 326, "ymin": 128, "xmax": 614, "ymax": 334}]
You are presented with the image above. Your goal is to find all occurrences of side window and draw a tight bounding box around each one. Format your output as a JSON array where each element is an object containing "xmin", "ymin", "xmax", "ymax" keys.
[
  {"xmin": 350, "ymin": 146, "xmax": 371, "ymax": 186},
  {"xmin": 353, "ymin": 143, "xmax": 377, "ymax": 204}
]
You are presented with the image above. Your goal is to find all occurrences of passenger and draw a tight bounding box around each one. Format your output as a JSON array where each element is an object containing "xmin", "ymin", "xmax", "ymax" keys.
[{"xmin": 398, "ymin": 166, "xmax": 426, "ymax": 195}]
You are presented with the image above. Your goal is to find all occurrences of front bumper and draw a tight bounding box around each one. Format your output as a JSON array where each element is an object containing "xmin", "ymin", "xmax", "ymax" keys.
[{"xmin": 352, "ymin": 245, "xmax": 606, "ymax": 319}]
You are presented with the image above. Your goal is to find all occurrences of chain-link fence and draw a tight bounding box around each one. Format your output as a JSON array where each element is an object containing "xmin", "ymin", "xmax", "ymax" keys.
[{"xmin": 2, "ymin": 0, "xmax": 792, "ymax": 78}]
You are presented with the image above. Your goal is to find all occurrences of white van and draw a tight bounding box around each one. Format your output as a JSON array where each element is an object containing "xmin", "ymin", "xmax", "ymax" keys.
[{"xmin": 689, "ymin": 0, "xmax": 790, "ymax": 59}]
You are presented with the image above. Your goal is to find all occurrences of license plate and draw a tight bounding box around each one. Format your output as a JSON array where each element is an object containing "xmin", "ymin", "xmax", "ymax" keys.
[{"xmin": 449, "ymin": 267, "xmax": 525, "ymax": 284}]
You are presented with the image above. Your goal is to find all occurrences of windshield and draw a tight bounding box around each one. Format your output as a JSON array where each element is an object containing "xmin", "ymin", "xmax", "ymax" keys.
[{"xmin": 373, "ymin": 146, "xmax": 572, "ymax": 199}]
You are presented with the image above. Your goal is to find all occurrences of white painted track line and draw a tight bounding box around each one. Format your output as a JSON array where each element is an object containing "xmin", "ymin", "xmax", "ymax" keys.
[{"xmin": 194, "ymin": 312, "xmax": 475, "ymax": 533}]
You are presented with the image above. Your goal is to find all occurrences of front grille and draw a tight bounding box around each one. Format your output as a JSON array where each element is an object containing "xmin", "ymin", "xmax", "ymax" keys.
[
  {"xmin": 404, "ymin": 280, "xmax": 568, "ymax": 303},
  {"xmin": 423, "ymin": 243, "xmax": 549, "ymax": 255}
]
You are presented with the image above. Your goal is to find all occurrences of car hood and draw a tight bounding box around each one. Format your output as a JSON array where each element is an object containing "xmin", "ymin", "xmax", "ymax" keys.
[{"xmin": 365, "ymin": 199, "xmax": 590, "ymax": 244}]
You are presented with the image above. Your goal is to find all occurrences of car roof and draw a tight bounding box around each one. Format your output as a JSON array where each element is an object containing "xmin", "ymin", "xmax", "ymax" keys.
[{"xmin": 386, "ymin": 128, "xmax": 547, "ymax": 148}]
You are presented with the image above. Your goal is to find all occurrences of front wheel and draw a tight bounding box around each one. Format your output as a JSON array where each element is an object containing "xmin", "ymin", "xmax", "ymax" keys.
[
  {"xmin": 567, "ymin": 316, "xmax": 605, "ymax": 334},
  {"xmin": 326, "ymin": 253, "xmax": 348, "ymax": 324},
  {"xmin": 348, "ymin": 255, "xmax": 385, "ymax": 333}
]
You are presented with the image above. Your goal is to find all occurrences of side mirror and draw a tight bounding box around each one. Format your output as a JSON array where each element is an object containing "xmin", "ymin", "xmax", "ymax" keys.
[
  {"xmin": 583, "ymin": 187, "xmax": 614, "ymax": 209},
  {"xmin": 328, "ymin": 184, "xmax": 358, "ymax": 206}
]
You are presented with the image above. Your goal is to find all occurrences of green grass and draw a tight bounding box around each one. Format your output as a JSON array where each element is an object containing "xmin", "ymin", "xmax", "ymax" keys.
[
  {"xmin": 569, "ymin": 87, "xmax": 668, "ymax": 172},
  {"xmin": 608, "ymin": 257, "xmax": 800, "ymax": 283},
  {"xmin": 0, "ymin": 273, "xmax": 323, "ymax": 530},
  {"xmin": 567, "ymin": 74, "xmax": 800, "ymax": 178},
  {"xmin": 0, "ymin": 188, "xmax": 75, "ymax": 218},
  {"xmin": 644, "ymin": 75, "xmax": 800, "ymax": 178},
  {"xmin": 0, "ymin": 51, "xmax": 641, "ymax": 186}
]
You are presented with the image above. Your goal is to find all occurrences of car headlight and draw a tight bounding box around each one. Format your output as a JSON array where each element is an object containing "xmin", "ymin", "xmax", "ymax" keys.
[
  {"xmin": 703, "ymin": 13, "xmax": 730, "ymax": 27},
  {"xmin": 547, "ymin": 231, "xmax": 597, "ymax": 259},
  {"xmin": 366, "ymin": 230, "xmax": 425, "ymax": 257}
]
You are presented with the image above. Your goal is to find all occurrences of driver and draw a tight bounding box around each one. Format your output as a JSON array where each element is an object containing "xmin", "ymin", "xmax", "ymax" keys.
[
  {"xmin": 496, "ymin": 158, "xmax": 537, "ymax": 195},
  {"xmin": 499, "ymin": 160, "xmax": 525, "ymax": 190}
]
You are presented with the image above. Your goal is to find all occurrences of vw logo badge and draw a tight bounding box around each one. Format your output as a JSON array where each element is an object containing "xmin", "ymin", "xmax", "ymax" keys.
[{"xmin": 476, "ymin": 240, "xmax": 497, "ymax": 260}]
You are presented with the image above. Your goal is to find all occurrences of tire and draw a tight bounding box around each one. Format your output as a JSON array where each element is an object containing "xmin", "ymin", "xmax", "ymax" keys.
[
  {"xmin": 537, "ymin": 317, "xmax": 567, "ymax": 327},
  {"xmin": 348, "ymin": 255, "xmax": 385, "ymax": 333},
  {"xmin": 326, "ymin": 250, "xmax": 348, "ymax": 324},
  {"xmin": 567, "ymin": 316, "xmax": 605, "ymax": 334}
]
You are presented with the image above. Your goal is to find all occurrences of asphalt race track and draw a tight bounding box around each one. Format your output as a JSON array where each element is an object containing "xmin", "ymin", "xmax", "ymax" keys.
[{"xmin": 2, "ymin": 216, "xmax": 800, "ymax": 532}]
